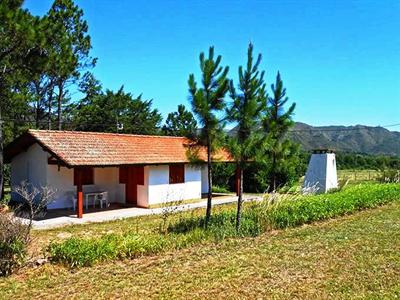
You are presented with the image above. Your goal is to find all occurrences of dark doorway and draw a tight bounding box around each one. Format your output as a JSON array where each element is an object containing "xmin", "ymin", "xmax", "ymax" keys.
[{"xmin": 119, "ymin": 166, "xmax": 144, "ymax": 206}]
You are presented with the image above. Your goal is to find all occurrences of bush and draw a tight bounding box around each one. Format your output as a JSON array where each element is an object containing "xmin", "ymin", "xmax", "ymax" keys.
[
  {"xmin": 379, "ymin": 169, "xmax": 400, "ymax": 183},
  {"xmin": 0, "ymin": 212, "xmax": 29, "ymax": 276},
  {"xmin": 211, "ymin": 185, "xmax": 231, "ymax": 193}
]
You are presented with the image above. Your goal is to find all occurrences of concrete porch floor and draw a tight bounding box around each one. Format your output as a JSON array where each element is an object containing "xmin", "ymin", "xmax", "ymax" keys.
[{"xmin": 29, "ymin": 194, "xmax": 262, "ymax": 230}]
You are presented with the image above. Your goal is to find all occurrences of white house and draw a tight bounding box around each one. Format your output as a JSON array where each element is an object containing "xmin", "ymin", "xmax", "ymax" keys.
[
  {"xmin": 303, "ymin": 149, "xmax": 338, "ymax": 194},
  {"xmin": 4, "ymin": 130, "xmax": 232, "ymax": 218}
]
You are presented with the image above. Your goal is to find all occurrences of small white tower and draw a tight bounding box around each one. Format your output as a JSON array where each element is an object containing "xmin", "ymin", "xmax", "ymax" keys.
[{"xmin": 303, "ymin": 149, "xmax": 338, "ymax": 194}]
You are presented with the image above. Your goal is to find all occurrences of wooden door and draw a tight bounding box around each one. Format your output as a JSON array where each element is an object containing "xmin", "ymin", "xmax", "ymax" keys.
[{"xmin": 119, "ymin": 166, "xmax": 144, "ymax": 206}]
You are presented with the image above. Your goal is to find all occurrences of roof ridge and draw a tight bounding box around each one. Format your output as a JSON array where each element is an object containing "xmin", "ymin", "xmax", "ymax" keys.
[{"xmin": 28, "ymin": 129, "xmax": 188, "ymax": 139}]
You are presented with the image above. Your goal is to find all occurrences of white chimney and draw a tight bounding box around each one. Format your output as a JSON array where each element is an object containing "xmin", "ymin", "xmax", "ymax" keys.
[{"xmin": 303, "ymin": 149, "xmax": 338, "ymax": 194}]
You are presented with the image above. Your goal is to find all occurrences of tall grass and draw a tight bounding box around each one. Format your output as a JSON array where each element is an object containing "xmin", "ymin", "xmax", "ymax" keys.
[
  {"xmin": 48, "ymin": 183, "xmax": 400, "ymax": 267},
  {"xmin": 48, "ymin": 229, "xmax": 211, "ymax": 267},
  {"xmin": 266, "ymin": 183, "xmax": 400, "ymax": 229}
]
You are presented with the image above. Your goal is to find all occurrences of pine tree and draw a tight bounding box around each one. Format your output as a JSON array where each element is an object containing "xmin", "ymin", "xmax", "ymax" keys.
[
  {"xmin": 162, "ymin": 104, "xmax": 197, "ymax": 137},
  {"xmin": 0, "ymin": 0, "xmax": 44, "ymax": 199},
  {"xmin": 262, "ymin": 72, "xmax": 296, "ymax": 191},
  {"xmin": 188, "ymin": 47, "xmax": 229, "ymax": 226},
  {"xmin": 46, "ymin": 0, "xmax": 96, "ymax": 130},
  {"xmin": 226, "ymin": 43, "xmax": 267, "ymax": 231}
]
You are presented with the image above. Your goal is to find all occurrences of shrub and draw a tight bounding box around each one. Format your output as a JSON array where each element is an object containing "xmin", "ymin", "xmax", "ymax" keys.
[
  {"xmin": 379, "ymin": 169, "xmax": 400, "ymax": 183},
  {"xmin": 0, "ymin": 212, "xmax": 29, "ymax": 276},
  {"xmin": 211, "ymin": 185, "xmax": 231, "ymax": 193}
]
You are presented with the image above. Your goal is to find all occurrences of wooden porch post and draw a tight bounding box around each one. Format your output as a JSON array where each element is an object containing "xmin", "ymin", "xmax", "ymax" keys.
[
  {"xmin": 76, "ymin": 169, "xmax": 83, "ymax": 218},
  {"xmin": 235, "ymin": 165, "xmax": 241, "ymax": 196}
]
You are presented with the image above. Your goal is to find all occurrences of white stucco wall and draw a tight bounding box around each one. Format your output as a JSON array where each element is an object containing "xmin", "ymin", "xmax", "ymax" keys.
[
  {"xmin": 325, "ymin": 154, "xmax": 338, "ymax": 191},
  {"xmin": 137, "ymin": 166, "xmax": 149, "ymax": 207},
  {"xmin": 46, "ymin": 165, "xmax": 75, "ymax": 209},
  {"xmin": 145, "ymin": 164, "xmax": 203, "ymax": 206},
  {"xmin": 93, "ymin": 168, "xmax": 125, "ymax": 205},
  {"xmin": 303, "ymin": 153, "xmax": 338, "ymax": 194},
  {"xmin": 10, "ymin": 144, "xmax": 48, "ymax": 189}
]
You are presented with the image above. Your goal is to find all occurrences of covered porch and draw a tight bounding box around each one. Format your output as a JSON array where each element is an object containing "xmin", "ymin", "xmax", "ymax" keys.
[
  {"xmin": 50, "ymin": 163, "xmax": 145, "ymax": 218},
  {"xmin": 50, "ymin": 162, "xmax": 242, "ymax": 219}
]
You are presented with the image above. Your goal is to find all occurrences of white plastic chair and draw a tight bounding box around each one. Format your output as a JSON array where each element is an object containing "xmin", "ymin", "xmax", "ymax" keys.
[{"xmin": 95, "ymin": 192, "xmax": 109, "ymax": 209}]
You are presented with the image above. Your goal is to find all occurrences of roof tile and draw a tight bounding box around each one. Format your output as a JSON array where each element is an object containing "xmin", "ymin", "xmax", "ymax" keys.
[{"xmin": 11, "ymin": 130, "xmax": 232, "ymax": 166}]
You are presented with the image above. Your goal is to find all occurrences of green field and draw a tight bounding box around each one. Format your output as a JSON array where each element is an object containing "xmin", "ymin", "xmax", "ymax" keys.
[{"xmin": 1, "ymin": 195, "xmax": 400, "ymax": 299}]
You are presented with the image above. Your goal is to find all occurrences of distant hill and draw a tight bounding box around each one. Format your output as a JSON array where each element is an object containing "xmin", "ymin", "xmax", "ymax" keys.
[
  {"xmin": 289, "ymin": 123, "xmax": 400, "ymax": 157},
  {"xmin": 230, "ymin": 122, "xmax": 400, "ymax": 157}
]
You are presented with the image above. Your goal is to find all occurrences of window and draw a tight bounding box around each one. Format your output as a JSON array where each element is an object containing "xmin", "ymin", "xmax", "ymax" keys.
[
  {"xmin": 74, "ymin": 168, "xmax": 94, "ymax": 185},
  {"xmin": 169, "ymin": 164, "xmax": 184, "ymax": 184}
]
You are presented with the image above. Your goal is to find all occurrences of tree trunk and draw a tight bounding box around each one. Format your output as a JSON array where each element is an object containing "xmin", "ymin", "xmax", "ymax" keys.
[
  {"xmin": 236, "ymin": 165, "xmax": 243, "ymax": 232},
  {"xmin": 35, "ymin": 100, "xmax": 40, "ymax": 129},
  {"xmin": 205, "ymin": 137, "xmax": 212, "ymax": 227},
  {"xmin": 47, "ymin": 88, "xmax": 53, "ymax": 130},
  {"xmin": 271, "ymin": 153, "xmax": 276, "ymax": 192},
  {"xmin": 34, "ymin": 82, "xmax": 41, "ymax": 129},
  {"xmin": 57, "ymin": 84, "xmax": 63, "ymax": 130},
  {"xmin": 0, "ymin": 108, "xmax": 3, "ymax": 201}
]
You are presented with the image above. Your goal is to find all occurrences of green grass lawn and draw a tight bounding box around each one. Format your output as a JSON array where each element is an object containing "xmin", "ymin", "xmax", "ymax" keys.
[{"xmin": 1, "ymin": 200, "xmax": 399, "ymax": 299}]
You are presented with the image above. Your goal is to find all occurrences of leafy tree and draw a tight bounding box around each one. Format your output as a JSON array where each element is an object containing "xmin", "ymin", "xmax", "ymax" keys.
[
  {"xmin": 162, "ymin": 104, "xmax": 197, "ymax": 137},
  {"xmin": 226, "ymin": 43, "xmax": 267, "ymax": 231},
  {"xmin": 71, "ymin": 87, "xmax": 162, "ymax": 134},
  {"xmin": 188, "ymin": 47, "xmax": 229, "ymax": 226},
  {"xmin": 262, "ymin": 72, "xmax": 297, "ymax": 191}
]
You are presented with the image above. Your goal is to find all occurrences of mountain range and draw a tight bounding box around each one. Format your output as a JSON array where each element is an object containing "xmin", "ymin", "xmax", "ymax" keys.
[
  {"xmin": 230, "ymin": 122, "xmax": 400, "ymax": 157},
  {"xmin": 289, "ymin": 122, "xmax": 400, "ymax": 156}
]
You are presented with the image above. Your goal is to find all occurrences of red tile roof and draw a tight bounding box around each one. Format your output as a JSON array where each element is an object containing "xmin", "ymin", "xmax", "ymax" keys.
[{"xmin": 4, "ymin": 130, "xmax": 232, "ymax": 167}]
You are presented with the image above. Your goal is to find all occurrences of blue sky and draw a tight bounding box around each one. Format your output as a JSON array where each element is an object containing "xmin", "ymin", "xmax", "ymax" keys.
[{"xmin": 24, "ymin": 0, "xmax": 400, "ymax": 129}]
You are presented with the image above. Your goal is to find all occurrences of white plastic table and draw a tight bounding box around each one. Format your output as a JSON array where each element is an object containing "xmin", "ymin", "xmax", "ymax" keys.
[{"xmin": 85, "ymin": 191, "xmax": 105, "ymax": 209}]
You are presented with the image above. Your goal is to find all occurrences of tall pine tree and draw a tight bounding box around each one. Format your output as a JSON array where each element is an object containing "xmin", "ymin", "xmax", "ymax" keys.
[
  {"xmin": 262, "ymin": 72, "xmax": 296, "ymax": 191},
  {"xmin": 226, "ymin": 43, "xmax": 267, "ymax": 231},
  {"xmin": 0, "ymin": 0, "xmax": 45, "ymax": 199},
  {"xmin": 188, "ymin": 47, "xmax": 229, "ymax": 226},
  {"xmin": 46, "ymin": 0, "xmax": 96, "ymax": 130}
]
